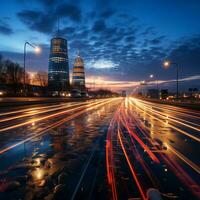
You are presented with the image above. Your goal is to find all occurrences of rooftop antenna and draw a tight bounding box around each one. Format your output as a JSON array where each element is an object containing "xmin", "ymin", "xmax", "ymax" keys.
[
  {"xmin": 77, "ymin": 49, "xmax": 80, "ymax": 57},
  {"xmin": 57, "ymin": 17, "xmax": 60, "ymax": 36}
]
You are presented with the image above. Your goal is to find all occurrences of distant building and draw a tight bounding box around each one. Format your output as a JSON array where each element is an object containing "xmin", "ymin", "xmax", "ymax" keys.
[
  {"xmin": 188, "ymin": 88, "xmax": 198, "ymax": 97},
  {"xmin": 160, "ymin": 89, "xmax": 168, "ymax": 99},
  {"xmin": 72, "ymin": 53, "xmax": 85, "ymax": 92},
  {"xmin": 122, "ymin": 90, "xmax": 126, "ymax": 97},
  {"xmin": 147, "ymin": 89, "xmax": 159, "ymax": 99},
  {"xmin": 48, "ymin": 37, "xmax": 70, "ymax": 95}
]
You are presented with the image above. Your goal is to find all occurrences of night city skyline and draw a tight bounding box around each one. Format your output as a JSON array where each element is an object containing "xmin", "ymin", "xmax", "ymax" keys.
[
  {"xmin": 0, "ymin": 1, "xmax": 200, "ymax": 200},
  {"xmin": 0, "ymin": 0, "xmax": 200, "ymax": 91}
]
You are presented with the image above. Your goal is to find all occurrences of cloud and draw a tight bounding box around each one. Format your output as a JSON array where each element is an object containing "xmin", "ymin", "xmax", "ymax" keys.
[
  {"xmin": 8, "ymin": 0, "xmax": 200, "ymax": 90},
  {"xmin": 125, "ymin": 36, "xmax": 136, "ymax": 43},
  {"xmin": 37, "ymin": 0, "xmax": 60, "ymax": 7},
  {"xmin": 60, "ymin": 26, "xmax": 76, "ymax": 35},
  {"xmin": 100, "ymin": 9, "xmax": 116, "ymax": 18},
  {"xmin": 17, "ymin": 3, "xmax": 82, "ymax": 34},
  {"xmin": 92, "ymin": 20, "xmax": 107, "ymax": 32},
  {"xmin": 86, "ymin": 76, "xmax": 139, "ymax": 91},
  {"xmin": 149, "ymin": 75, "xmax": 200, "ymax": 85},
  {"xmin": 150, "ymin": 36, "xmax": 165, "ymax": 45},
  {"xmin": 0, "ymin": 44, "xmax": 50, "ymax": 71},
  {"xmin": 180, "ymin": 75, "xmax": 200, "ymax": 81},
  {"xmin": 141, "ymin": 27, "xmax": 156, "ymax": 36},
  {"xmin": 0, "ymin": 20, "xmax": 13, "ymax": 35},
  {"xmin": 87, "ymin": 59, "xmax": 119, "ymax": 69},
  {"xmin": 55, "ymin": 3, "xmax": 82, "ymax": 22},
  {"xmin": 17, "ymin": 10, "xmax": 56, "ymax": 34},
  {"xmin": 85, "ymin": 75, "xmax": 200, "ymax": 91},
  {"xmin": 168, "ymin": 35, "xmax": 200, "ymax": 75}
]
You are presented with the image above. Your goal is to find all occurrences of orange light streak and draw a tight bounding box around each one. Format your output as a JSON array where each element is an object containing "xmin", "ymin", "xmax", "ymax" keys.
[
  {"xmin": 0, "ymin": 102, "xmax": 87, "ymax": 123},
  {"xmin": 0, "ymin": 102, "xmax": 70, "ymax": 116},
  {"xmin": 159, "ymin": 153, "xmax": 200, "ymax": 197},
  {"xmin": 106, "ymin": 111, "xmax": 119, "ymax": 200},
  {"xmin": 129, "ymin": 99, "xmax": 200, "ymax": 142},
  {"xmin": 0, "ymin": 99, "xmax": 115, "ymax": 155},
  {"xmin": 134, "ymin": 98, "xmax": 200, "ymax": 119},
  {"xmin": 118, "ymin": 127, "xmax": 147, "ymax": 200},
  {"xmin": 166, "ymin": 143, "xmax": 200, "ymax": 174},
  {"xmin": 0, "ymin": 99, "xmax": 110, "ymax": 133},
  {"xmin": 119, "ymin": 111, "xmax": 160, "ymax": 163},
  {"xmin": 131, "ymin": 99, "xmax": 200, "ymax": 132}
]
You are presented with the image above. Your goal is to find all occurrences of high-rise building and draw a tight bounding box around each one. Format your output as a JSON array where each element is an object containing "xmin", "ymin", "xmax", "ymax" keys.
[
  {"xmin": 72, "ymin": 53, "xmax": 85, "ymax": 91},
  {"xmin": 48, "ymin": 37, "xmax": 70, "ymax": 94}
]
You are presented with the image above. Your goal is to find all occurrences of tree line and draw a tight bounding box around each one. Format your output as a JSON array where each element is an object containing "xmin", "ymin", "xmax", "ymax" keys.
[
  {"xmin": 0, "ymin": 54, "xmax": 48, "ymax": 96},
  {"xmin": 0, "ymin": 54, "xmax": 47, "ymax": 86}
]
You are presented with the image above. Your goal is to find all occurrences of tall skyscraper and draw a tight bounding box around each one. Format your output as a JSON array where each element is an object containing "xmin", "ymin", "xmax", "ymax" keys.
[
  {"xmin": 72, "ymin": 53, "xmax": 86, "ymax": 91},
  {"xmin": 48, "ymin": 37, "xmax": 70, "ymax": 94}
]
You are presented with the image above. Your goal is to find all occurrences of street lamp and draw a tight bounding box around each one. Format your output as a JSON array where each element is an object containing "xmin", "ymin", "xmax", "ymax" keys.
[
  {"xmin": 24, "ymin": 42, "xmax": 40, "ymax": 96},
  {"xmin": 163, "ymin": 61, "xmax": 170, "ymax": 68},
  {"xmin": 149, "ymin": 74, "xmax": 154, "ymax": 79},
  {"xmin": 140, "ymin": 80, "xmax": 147, "ymax": 97},
  {"xmin": 149, "ymin": 74, "xmax": 159, "ymax": 90},
  {"xmin": 163, "ymin": 60, "xmax": 179, "ymax": 99}
]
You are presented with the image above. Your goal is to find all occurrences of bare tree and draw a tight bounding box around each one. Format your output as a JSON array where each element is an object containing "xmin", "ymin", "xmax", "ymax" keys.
[
  {"xmin": 0, "ymin": 56, "xmax": 24, "ymax": 85},
  {"xmin": 35, "ymin": 71, "xmax": 48, "ymax": 87}
]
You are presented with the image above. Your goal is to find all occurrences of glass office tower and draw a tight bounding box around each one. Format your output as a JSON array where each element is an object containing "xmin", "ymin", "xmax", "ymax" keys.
[
  {"xmin": 72, "ymin": 53, "xmax": 85, "ymax": 91},
  {"xmin": 48, "ymin": 37, "xmax": 70, "ymax": 94}
]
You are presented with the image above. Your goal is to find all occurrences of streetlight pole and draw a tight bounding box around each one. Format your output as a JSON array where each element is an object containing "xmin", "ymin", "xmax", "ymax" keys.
[
  {"xmin": 170, "ymin": 63, "xmax": 179, "ymax": 99},
  {"xmin": 163, "ymin": 61, "xmax": 179, "ymax": 100},
  {"xmin": 23, "ymin": 42, "xmax": 40, "ymax": 96},
  {"xmin": 175, "ymin": 63, "xmax": 179, "ymax": 100},
  {"xmin": 140, "ymin": 80, "xmax": 147, "ymax": 97},
  {"xmin": 23, "ymin": 42, "xmax": 27, "ymax": 96}
]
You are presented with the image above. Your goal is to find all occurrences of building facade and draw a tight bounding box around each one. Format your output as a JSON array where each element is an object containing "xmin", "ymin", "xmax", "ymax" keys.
[
  {"xmin": 147, "ymin": 89, "xmax": 159, "ymax": 99},
  {"xmin": 72, "ymin": 53, "xmax": 85, "ymax": 91},
  {"xmin": 48, "ymin": 37, "xmax": 70, "ymax": 94}
]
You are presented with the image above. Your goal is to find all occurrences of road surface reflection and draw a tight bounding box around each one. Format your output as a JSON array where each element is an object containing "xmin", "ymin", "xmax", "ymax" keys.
[{"xmin": 0, "ymin": 97, "xmax": 199, "ymax": 200}]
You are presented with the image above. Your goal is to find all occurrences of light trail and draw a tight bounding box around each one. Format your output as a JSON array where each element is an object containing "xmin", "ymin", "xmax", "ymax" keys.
[
  {"xmin": 117, "ymin": 107, "xmax": 159, "ymax": 189},
  {"xmin": 131, "ymin": 106, "xmax": 200, "ymax": 175},
  {"xmin": 118, "ymin": 105, "xmax": 160, "ymax": 187},
  {"xmin": 131, "ymin": 98, "xmax": 200, "ymax": 131},
  {"xmin": 166, "ymin": 143, "xmax": 200, "ymax": 175},
  {"xmin": 119, "ymin": 110, "xmax": 160, "ymax": 163},
  {"xmin": 103, "ymin": 97, "xmax": 200, "ymax": 199},
  {"xmin": 0, "ymin": 102, "xmax": 72, "ymax": 116},
  {"xmin": 0, "ymin": 99, "xmax": 109, "ymax": 133},
  {"xmin": 131, "ymin": 98, "xmax": 199, "ymax": 126},
  {"xmin": 71, "ymin": 142, "xmax": 96, "ymax": 200},
  {"xmin": 0, "ymin": 102, "xmax": 87, "ymax": 123},
  {"xmin": 134, "ymin": 98, "xmax": 200, "ymax": 119},
  {"xmin": 127, "ymin": 98, "xmax": 200, "ymax": 176},
  {"xmin": 118, "ymin": 127, "xmax": 147, "ymax": 200},
  {"xmin": 106, "ymin": 109, "xmax": 119, "ymax": 200},
  {"xmin": 129, "ymin": 99, "xmax": 200, "ymax": 142},
  {"xmin": 159, "ymin": 152, "xmax": 200, "ymax": 198},
  {"xmin": 0, "ymin": 99, "xmax": 115, "ymax": 155},
  {"xmin": 132, "ymin": 99, "xmax": 200, "ymax": 123},
  {"xmin": 128, "ymin": 133, "xmax": 159, "ymax": 187},
  {"xmin": 135, "ymin": 99, "xmax": 200, "ymax": 128},
  {"xmin": 1, "ymin": 97, "xmax": 199, "ymax": 199},
  {"xmin": 125, "ymin": 98, "xmax": 200, "ymax": 198}
]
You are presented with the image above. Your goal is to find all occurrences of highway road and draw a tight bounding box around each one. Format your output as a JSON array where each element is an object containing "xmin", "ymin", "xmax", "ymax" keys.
[{"xmin": 0, "ymin": 97, "xmax": 199, "ymax": 200}]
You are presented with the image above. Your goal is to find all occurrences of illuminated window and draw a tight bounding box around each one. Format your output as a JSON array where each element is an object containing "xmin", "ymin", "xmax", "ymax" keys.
[
  {"xmin": 73, "ymin": 72, "xmax": 84, "ymax": 76},
  {"xmin": 50, "ymin": 57, "xmax": 66, "ymax": 63},
  {"xmin": 53, "ymin": 39, "xmax": 61, "ymax": 45}
]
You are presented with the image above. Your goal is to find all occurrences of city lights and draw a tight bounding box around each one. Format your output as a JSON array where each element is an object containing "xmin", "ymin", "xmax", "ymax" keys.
[
  {"xmin": 149, "ymin": 74, "xmax": 154, "ymax": 78},
  {"xmin": 0, "ymin": 1, "xmax": 199, "ymax": 200},
  {"xmin": 34, "ymin": 46, "xmax": 41, "ymax": 54},
  {"xmin": 163, "ymin": 60, "xmax": 170, "ymax": 68}
]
